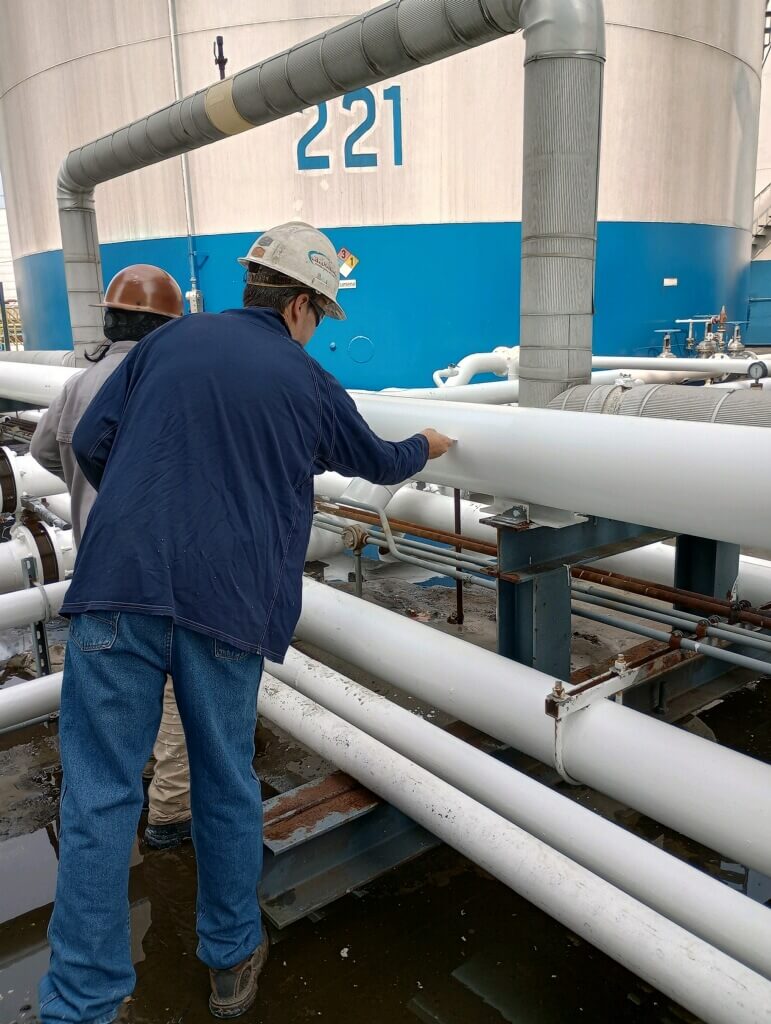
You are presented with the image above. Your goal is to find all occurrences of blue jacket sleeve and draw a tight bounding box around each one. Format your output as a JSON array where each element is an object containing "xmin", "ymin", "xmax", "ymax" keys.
[
  {"xmin": 315, "ymin": 367, "xmax": 429, "ymax": 484},
  {"xmin": 72, "ymin": 348, "xmax": 137, "ymax": 491}
]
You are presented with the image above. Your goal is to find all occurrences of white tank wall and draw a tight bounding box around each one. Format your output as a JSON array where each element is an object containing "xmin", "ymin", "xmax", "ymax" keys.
[{"xmin": 0, "ymin": 0, "xmax": 764, "ymax": 261}]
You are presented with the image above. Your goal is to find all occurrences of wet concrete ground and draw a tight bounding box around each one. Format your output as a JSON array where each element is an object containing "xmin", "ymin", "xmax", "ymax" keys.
[{"xmin": 0, "ymin": 567, "xmax": 769, "ymax": 1023}]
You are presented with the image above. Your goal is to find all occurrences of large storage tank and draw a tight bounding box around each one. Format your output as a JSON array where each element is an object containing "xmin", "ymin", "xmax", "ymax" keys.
[{"xmin": 0, "ymin": 0, "xmax": 765, "ymax": 387}]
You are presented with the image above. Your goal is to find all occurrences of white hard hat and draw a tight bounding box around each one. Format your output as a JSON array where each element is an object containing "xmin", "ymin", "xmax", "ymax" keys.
[{"xmin": 237, "ymin": 221, "xmax": 345, "ymax": 321}]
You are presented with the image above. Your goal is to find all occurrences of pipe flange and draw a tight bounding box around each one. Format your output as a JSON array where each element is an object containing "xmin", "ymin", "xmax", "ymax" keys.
[
  {"xmin": 0, "ymin": 448, "xmax": 18, "ymax": 514},
  {"xmin": 26, "ymin": 520, "xmax": 60, "ymax": 584}
]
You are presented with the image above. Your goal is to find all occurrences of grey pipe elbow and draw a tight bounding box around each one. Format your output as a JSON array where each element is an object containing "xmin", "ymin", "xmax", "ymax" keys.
[{"xmin": 519, "ymin": 0, "xmax": 605, "ymax": 61}]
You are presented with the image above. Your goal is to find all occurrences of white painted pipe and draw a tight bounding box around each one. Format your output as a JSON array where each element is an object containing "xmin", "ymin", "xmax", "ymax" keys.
[
  {"xmin": 592, "ymin": 355, "xmax": 769, "ymax": 375},
  {"xmin": 260, "ymin": 677, "xmax": 771, "ymax": 1024},
  {"xmin": 0, "ymin": 362, "xmax": 81, "ymax": 407},
  {"xmin": 297, "ymin": 578, "xmax": 771, "ymax": 875},
  {"xmin": 432, "ymin": 350, "xmax": 511, "ymax": 388},
  {"xmin": 39, "ymin": 492, "xmax": 72, "ymax": 525},
  {"xmin": 0, "ymin": 672, "xmax": 63, "ymax": 734},
  {"xmin": 385, "ymin": 381, "xmax": 520, "ymax": 403},
  {"xmin": 8, "ymin": 451, "xmax": 69, "ymax": 500},
  {"xmin": 0, "ymin": 580, "xmax": 69, "ymax": 630},
  {"xmin": 350, "ymin": 392, "xmax": 771, "ymax": 549},
  {"xmin": 269, "ymin": 648, "xmax": 771, "ymax": 979},
  {"xmin": 0, "ymin": 350, "xmax": 79, "ymax": 366}
]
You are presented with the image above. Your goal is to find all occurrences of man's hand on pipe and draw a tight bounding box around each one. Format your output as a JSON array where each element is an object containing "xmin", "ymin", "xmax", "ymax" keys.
[{"xmin": 421, "ymin": 429, "xmax": 455, "ymax": 459}]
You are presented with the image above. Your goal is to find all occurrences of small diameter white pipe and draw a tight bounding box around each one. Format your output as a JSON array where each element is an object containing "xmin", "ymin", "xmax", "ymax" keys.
[
  {"xmin": 0, "ymin": 580, "xmax": 69, "ymax": 630},
  {"xmin": 259, "ymin": 677, "xmax": 771, "ymax": 1024},
  {"xmin": 0, "ymin": 362, "xmax": 81, "ymax": 407},
  {"xmin": 39, "ymin": 492, "xmax": 72, "ymax": 525},
  {"xmin": 432, "ymin": 350, "xmax": 511, "ymax": 388},
  {"xmin": 0, "ymin": 672, "xmax": 63, "ymax": 734},
  {"xmin": 269, "ymin": 648, "xmax": 771, "ymax": 979},
  {"xmin": 297, "ymin": 579, "xmax": 771, "ymax": 876},
  {"xmin": 592, "ymin": 355, "xmax": 770, "ymax": 375},
  {"xmin": 385, "ymin": 381, "xmax": 520, "ymax": 403},
  {"xmin": 350, "ymin": 392, "xmax": 771, "ymax": 549}
]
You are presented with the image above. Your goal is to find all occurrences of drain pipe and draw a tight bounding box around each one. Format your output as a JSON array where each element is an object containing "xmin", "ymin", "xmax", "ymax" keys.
[
  {"xmin": 56, "ymin": 0, "xmax": 523, "ymax": 358},
  {"xmin": 270, "ymin": 647, "xmax": 771, "ymax": 979},
  {"xmin": 261, "ymin": 679, "xmax": 771, "ymax": 1024},
  {"xmin": 517, "ymin": 0, "xmax": 605, "ymax": 408},
  {"xmin": 296, "ymin": 578, "xmax": 771, "ymax": 876}
]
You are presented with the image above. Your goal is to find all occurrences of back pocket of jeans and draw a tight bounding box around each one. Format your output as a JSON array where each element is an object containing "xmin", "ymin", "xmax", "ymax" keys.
[
  {"xmin": 70, "ymin": 612, "xmax": 120, "ymax": 652},
  {"xmin": 213, "ymin": 637, "xmax": 249, "ymax": 662}
]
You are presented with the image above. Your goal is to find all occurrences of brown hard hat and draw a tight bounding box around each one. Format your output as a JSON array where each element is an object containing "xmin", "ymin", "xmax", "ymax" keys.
[{"xmin": 96, "ymin": 265, "xmax": 184, "ymax": 318}]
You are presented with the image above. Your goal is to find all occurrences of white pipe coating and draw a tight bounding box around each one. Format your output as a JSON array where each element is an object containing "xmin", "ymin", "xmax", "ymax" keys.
[
  {"xmin": 384, "ymin": 381, "xmax": 520, "ymax": 403},
  {"xmin": 0, "ymin": 672, "xmax": 63, "ymax": 734},
  {"xmin": 10, "ymin": 451, "xmax": 68, "ymax": 499},
  {"xmin": 0, "ymin": 362, "xmax": 81, "ymax": 407},
  {"xmin": 269, "ymin": 648, "xmax": 771, "ymax": 979},
  {"xmin": 39, "ymin": 492, "xmax": 72, "ymax": 524},
  {"xmin": 297, "ymin": 578, "xmax": 771, "ymax": 875},
  {"xmin": 260, "ymin": 676, "xmax": 771, "ymax": 1024},
  {"xmin": 350, "ymin": 392, "xmax": 771, "ymax": 549},
  {"xmin": 432, "ymin": 351, "xmax": 511, "ymax": 388},
  {"xmin": 5, "ymin": 659, "xmax": 769, "ymax": 1018},
  {"xmin": 0, "ymin": 580, "xmax": 69, "ymax": 630},
  {"xmin": 592, "ymin": 355, "xmax": 769, "ymax": 375}
]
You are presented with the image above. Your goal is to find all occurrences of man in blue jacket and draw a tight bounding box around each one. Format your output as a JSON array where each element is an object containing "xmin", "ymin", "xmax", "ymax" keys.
[{"xmin": 39, "ymin": 221, "xmax": 453, "ymax": 1024}]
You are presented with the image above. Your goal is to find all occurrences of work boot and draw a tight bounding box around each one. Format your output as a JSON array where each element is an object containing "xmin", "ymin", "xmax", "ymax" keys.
[
  {"xmin": 143, "ymin": 818, "xmax": 192, "ymax": 850},
  {"xmin": 209, "ymin": 936, "xmax": 270, "ymax": 1019}
]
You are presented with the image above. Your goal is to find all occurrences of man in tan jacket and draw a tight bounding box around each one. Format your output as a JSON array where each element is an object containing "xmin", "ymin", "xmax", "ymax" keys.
[{"xmin": 31, "ymin": 263, "xmax": 192, "ymax": 849}]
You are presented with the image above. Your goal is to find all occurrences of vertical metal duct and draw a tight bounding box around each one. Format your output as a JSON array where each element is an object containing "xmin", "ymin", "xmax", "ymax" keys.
[{"xmin": 517, "ymin": 0, "xmax": 605, "ymax": 408}]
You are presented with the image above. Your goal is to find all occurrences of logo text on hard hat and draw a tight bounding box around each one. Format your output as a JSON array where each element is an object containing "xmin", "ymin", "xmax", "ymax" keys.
[
  {"xmin": 250, "ymin": 246, "xmax": 266, "ymax": 259},
  {"xmin": 308, "ymin": 250, "xmax": 335, "ymax": 276}
]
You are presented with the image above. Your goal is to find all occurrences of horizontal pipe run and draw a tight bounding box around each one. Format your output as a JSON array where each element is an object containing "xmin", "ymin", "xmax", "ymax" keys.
[
  {"xmin": 573, "ymin": 604, "xmax": 771, "ymax": 677},
  {"xmin": 384, "ymin": 380, "xmax": 520, "ymax": 403},
  {"xmin": 260, "ymin": 677, "xmax": 771, "ymax": 1024},
  {"xmin": 297, "ymin": 578, "xmax": 771, "ymax": 875},
  {"xmin": 315, "ymin": 500, "xmax": 497, "ymax": 557},
  {"xmin": 350, "ymin": 393, "xmax": 771, "ymax": 549},
  {"xmin": 268, "ymin": 648, "xmax": 771, "ymax": 980},
  {"xmin": 573, "ymin": 565, "xmax": 771, "ymax": 629},
  {"xmin": 0, "ymin": 363, "xmax": 81, "ymax": 407},
  {"xmin": 572, "ymin": 585, "xmax": 771, "ymax": 653},
  {"xmin": 592, "ymin": 356, "xmax": 770, "ymax": 375}
]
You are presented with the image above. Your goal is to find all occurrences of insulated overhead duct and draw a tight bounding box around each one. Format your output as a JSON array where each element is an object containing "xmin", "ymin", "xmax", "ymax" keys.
[
  {"xmin": 56, "ymin": 0, "xmax": 605, "ymax": 370},
  {"xmin": 550, "ymin": 381, "xmax": 771, "ymax": 427},
  {"xmin": 516, "ymin": 0, "xmax": 605, "ymax": 408}
]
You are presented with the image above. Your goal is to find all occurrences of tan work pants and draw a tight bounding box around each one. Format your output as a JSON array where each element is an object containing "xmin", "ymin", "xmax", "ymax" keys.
[{"xmin": 147, "ymin": 677, "xmax": 191, "ymax": 826}]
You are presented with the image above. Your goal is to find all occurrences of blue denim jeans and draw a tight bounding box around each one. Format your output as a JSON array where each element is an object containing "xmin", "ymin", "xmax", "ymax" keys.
[{"xmin": 39, "ymin": 612, "xmax": 264, "ymax": 1024}]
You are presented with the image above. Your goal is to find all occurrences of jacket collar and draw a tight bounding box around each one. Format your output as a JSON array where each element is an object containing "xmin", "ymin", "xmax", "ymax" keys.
[{"xmin": 225, "ymin": 307, "xmax": 293, "ymax": 340}]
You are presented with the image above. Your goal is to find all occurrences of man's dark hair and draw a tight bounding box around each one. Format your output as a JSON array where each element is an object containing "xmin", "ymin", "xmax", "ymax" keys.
[
  {"xmin": 242, "ymin": 264, "xmax": 309, "ymax": 313},
  {"xmin": 87, "ymin": 309, "xmax": 173, "ymax": 362}
]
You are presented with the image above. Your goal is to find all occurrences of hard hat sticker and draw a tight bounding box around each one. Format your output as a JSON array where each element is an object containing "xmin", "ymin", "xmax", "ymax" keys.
[
  {"xmin": 308, "ymin": 250, "xmax": 335, "ymax": 276},
  {"xmin": 337, "ymin": 247, "xmax": 360, "ymax": 279}
]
